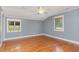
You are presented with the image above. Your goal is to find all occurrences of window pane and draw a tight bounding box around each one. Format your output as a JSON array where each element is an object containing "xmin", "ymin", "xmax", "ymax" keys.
[
  {"xmin": 15, "ymin": 21, "xmax": 21, "ymax": 32},
  {"xmin": 55, "ymin": 17, "xmax": 62, "ymax": 28},
  {"xmin": 9, "ymin": 21, "xmax": 14, "ymax": 25},
  {"xmin": 8, "ymin": 26, "xmax": 14, "ymax": 32},
  {"xmin": 15, "ymin": 26, "xmax": 20, "ymax": 32},
  {"xmin": 15, "ymin": 22, "xmax": 20, "ymax": 26},
  {"xmin": 8, "ymin": 21, "xmax": 14, "ymax": 32}
]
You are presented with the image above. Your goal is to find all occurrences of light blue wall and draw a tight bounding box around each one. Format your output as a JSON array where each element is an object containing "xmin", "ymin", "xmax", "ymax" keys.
[
  {"xmin": 5, "ymin": 18, "xmax": 43, "ymax": 38},
  {"xmin": 43, "ymin": 9, "xmax": 79, "ymax": 42},
  {"xmin": 0, "ymin": 16, "xmax": 1, "ymax": 40},
  {"xmin": 0, "ymin": 7, "xmax": 1, "ymax": 39},
  {"xmin": 0, "ymin": 7, "xmax": 4, "ymax": 42}
]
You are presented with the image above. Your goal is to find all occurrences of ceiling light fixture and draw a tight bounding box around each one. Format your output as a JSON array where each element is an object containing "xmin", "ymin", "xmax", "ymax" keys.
[{"xmin": 37, "ymin": 7, "xmax": 47, "ymax": 14}]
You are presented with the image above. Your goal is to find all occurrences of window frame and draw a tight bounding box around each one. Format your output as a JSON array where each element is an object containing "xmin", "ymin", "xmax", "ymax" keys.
[
  {"xmin": 54, "ymin": 15, "xmax": 64, "ymax": 32},
  {"xmin": 7, "ymin": 18, "xmax": 21, "ymax": 32}
]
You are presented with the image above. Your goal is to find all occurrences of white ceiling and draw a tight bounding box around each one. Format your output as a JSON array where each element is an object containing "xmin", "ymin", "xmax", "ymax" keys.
[{"xmin": 1, "ymin": 6, "xmax": 79, "ymax": 20}]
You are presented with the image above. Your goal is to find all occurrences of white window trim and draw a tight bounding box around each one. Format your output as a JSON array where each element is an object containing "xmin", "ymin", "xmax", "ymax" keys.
[
  {"xmin": 54, "ymin": 15, "xmax": 64, "ymax": 32},
  {"xmin": 7, "ymin": 18, "xmax": 21, "ymax": 32}
]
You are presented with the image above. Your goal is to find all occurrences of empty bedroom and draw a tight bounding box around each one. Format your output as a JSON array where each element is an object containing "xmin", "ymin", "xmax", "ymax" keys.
[{"xmin": 0, "ymin": 6, "xmax": 79, "ymax": 52}]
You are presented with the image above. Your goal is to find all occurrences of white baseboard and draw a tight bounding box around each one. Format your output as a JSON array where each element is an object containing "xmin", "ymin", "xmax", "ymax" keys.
[
  {"xmin": 43, "ymin": 34, "xmax": 79, "ymax": 45},
  {"xmin": 4, "ymin": 33, "xmax": 79, "ymax": 45},
  {"xmin": 4, "ymin": 34, "xmax": 44, "ymax": 41}
]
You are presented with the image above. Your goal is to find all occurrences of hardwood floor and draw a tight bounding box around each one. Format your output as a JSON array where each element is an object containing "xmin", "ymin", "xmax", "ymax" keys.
[{"xmin": 0, "ymin": 35, "xmax": 79, "ymax": 52}]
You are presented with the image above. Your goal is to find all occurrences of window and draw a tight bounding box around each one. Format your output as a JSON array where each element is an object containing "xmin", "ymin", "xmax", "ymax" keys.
[
  {"xmin": 54, "ymin": 15, "xmax": 64, "ymax": 31},
  {"xmin": 7, "ymin": 19, "xmax": 21, "ymax": 32}
]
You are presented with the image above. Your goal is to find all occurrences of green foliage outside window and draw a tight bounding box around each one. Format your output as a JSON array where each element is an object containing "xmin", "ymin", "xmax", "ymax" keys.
[
  {"xmin": 8, "ymin": 25, "xmax": 14, "ymax": 32},
  {"xmin": 55, "ymin": 17, "xmax": 63, "ymax": 29}
]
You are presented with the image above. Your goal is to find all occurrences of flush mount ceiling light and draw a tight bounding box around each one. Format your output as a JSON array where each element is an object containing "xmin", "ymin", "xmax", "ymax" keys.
[{"xmin": 37, "ymin": 7, "xmax": 47, "ymax": 14}]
